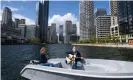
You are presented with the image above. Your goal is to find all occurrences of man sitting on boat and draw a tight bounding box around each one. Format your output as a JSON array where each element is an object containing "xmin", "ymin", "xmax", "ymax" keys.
[
  {"xmin": 66, "ymin": 46, "xmax": 84, "ymax": 69},
  {"xmin": 40, "ymin": 47, "xmax": 55, "ymax": 67}
]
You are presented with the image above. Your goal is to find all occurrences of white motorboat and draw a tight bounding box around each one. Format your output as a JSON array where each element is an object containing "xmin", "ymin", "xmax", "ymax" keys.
[{"xmin": 20, "ymin": 58, "xmax": 133, "ymax": 80}]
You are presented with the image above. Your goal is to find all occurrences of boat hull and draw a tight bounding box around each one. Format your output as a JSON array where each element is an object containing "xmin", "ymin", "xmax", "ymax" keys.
[
  {"xmin": 20, "ymin": 58, "xmax": 133, "ymax": 80},
  {"xmin": 21, "ymin": 67, "xmax": 133, "ymax": 80}
]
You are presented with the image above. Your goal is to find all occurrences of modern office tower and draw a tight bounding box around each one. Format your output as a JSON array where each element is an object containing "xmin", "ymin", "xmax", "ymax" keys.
[
  {"xmin": 110, "ymin": 16, "xmax": 119, "ymax": 38},
  {"xmin": 94, "ymin": 8, "xmax": 107, "ymax": 18},
  {"xmin": 59, "ymin": 25, "xmax": 64, "ymax": 43},
  {"xmin": 2, "ymin": 7, "xmax": 12, "ymax": 27},
  {"xmin": 70, "ymin": 34, "xmax": 79, "ymax": 42},
  {"xmin": 95, "ymin": 16, "xmax": 111, "ymax": 38},
  {"xmin": 36, "ymin": 1, "xmax": 49, "ymax": 43},
  {"xmin": 15, "ymin": 18, "xmax": 20, "ymax": 28},
  {"xmin": 79, "ymin": 0, "xmax": 94, "ymax": 40},
  {"xmin": 26, "ymin": 25, "xmax": 36, "ymax": 39},
  {"xmin": 110, "ymin": 0, "xmax": 117, "ymax": 16},
  {"xmin": 18, "ymin": 24, "xmax": 27, "ymax": 38},
  {"xmin": 72, "ymin": 24, "xmax": 77, "ymax": 34},
  {"xmin": 47, "ymin": 26, "xmax": 52, "ymax": 43},
  {"xmin": 51, "ymin": 23, "xmax": 57, "ymax": 43},
  {"xmin": 117, "ymin": 1, "xmax": 133, "ymax": 35},
  {"xmin": 20, "ymin": 19, "xmax": 25, "ymax": 24},
  {"xmin": 64, "ymin": 21, "xmax": 72, "ymax": 43},
  {"xmin": 12, "ymin": 21, "xmax": 15, "ymax": 28}
]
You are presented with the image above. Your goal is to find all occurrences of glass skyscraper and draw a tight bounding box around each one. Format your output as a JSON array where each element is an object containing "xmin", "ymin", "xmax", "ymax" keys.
[
  {"xmin": 2, "ymin": 7, "xmax": 12, "ymax": 27},
  {"xmin": 36, "ymin": 1, "xmax": 49, "ymax": 43},
  {"xmin": 94, "ymin": 8, "xmax": 107, "ymax": 18},
  {"xmin": 79, "ymin": 1, "xmax": 94, "ymax": 40},
  {"xmin": 117, "ymin": 1, "xmax": 133, "ymax": 35}
]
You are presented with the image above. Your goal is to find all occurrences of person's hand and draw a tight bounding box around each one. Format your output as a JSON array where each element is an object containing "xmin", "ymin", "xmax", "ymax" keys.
[{"xmin": 68, "ymin": 54, "xmax": 73, "ymax": 59}]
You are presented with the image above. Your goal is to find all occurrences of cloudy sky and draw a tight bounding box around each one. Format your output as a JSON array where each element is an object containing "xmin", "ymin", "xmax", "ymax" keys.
[{"xmin": 0, "ymin": 1, "xmax": 109, "ymax": 35}]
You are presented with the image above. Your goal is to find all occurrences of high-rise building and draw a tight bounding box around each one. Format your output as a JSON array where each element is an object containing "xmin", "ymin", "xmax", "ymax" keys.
[
  {"xmin": 94, "ymin": 8, "xmax": 107, "ymax": 18},
  {"xmin": 94, "ymin": 8, "xmax": 107, "ymax": 37},
  {"xmin": 110, "ymin": 0, "xmax": 117, "ymax": 16},
  {"xmin": 12, "ymin": 21, "xmax": 15, "ymax": 28},
  {"xmin": 18, "ymin": 24, "xmax": 27, "ymax": 38},
  {"xmin": 110, "ymin": 16, "xmax": 119, "ymax": 38},
  {"xmin": 51, "ymin": 23, "xmax": 57, "ymax": 43},
  {"xmin": 64, "ymin": 21, "xmax": 72, "ymax": 43},
  {"xmin": 2, "ymin": 7, "xmax": 12, "ymax": 27},
  {"xmin": 59, "ymin": 25, "xmax": 64, "ymax": 43},
  {"xmin": 36, "ymin": 1, "xmax": 49, "ymax": 43},
  {"xmin": 72, "ymin": 24, "xmax": 77, "ymax": 34},
  {"xmin": 47, "ymin": 26, "xmax": 52, "ymax": 43},
  {"xmin": 117, "ymin": 1, "xmax": 133, "ymax": 35},
  {"xmin": 20, "ymin": 19, "xmax": 25, "ymax": 24},
  {"xmin": 15, "ymin": 18, "xmax": 20, "ymax": 28},
  {"xmin": 15, "ymin": 18, "xmax": 25, "ymax": 28},
  {"xmin": 70, "ymin": 34, "xmax": 79, "ymax": 42},
  {"xmin": 79, "ymin": 1, "xmax": 94, "ymax": 40},
  {"xmin": 96, "ymin": 16, "xmax": 112, "ymax": 38},
  {"xmin": 26, "ymin": 25, "xmax": 36, "ymax": 38}
]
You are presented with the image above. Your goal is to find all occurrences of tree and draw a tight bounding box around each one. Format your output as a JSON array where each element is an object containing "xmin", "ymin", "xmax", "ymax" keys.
[
  {"xmin": 27, "ymin": 37, "xmax": 40, "ymax": 43},
  {"xmin": 88, "ymin": 35, "xmax": 96, "ymax": 43}
]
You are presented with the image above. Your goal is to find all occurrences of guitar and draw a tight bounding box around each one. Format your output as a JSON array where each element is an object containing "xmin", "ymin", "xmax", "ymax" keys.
[{"xmin": 66, "ymin": 54, "xmax": 76, "ymax": 64}]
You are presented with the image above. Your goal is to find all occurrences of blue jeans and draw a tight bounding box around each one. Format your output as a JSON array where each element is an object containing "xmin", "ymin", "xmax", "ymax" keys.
[
  {"xmin": 72, "ymin": 61, "xmax": 82, "ymax": 69},
  {"xmin": 40, "ymin": 62, "xmax": 55, "ymax": 67}
]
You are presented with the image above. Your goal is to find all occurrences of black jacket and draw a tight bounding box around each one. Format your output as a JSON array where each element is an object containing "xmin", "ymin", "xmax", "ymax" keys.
[{"xmin": 40, "ymin": 54, "xmax": 47, "ymax": 63}]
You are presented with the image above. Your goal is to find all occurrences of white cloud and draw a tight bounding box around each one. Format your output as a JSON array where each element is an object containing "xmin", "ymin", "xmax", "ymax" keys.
[
  {"xmin": 12, "ymin": 14, "xmax": 35, "ymax": 25},
  {"xmin": 49, "ymin": 13, "xmax": 80, "ymax": 35},
  {"xmin": 0, "ymin": 7, "xmax": 35, "ymax": 25}
]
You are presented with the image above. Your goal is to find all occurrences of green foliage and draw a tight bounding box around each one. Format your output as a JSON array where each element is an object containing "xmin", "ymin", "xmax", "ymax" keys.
[
  {"xmin": 88, "ymin": 35, "xmax": 96, "ymax": 43},
  {"xmin": 27, "ymin": 37, "xmax": 40, "ymax": 43},
  {"xmin": 79, "ymin": 34, "xmax": 120, "ymax": 44}
]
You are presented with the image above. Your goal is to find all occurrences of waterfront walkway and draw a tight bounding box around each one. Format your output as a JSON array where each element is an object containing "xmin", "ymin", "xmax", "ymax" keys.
[{"xmin": 72, "ymin": 43, "xmax": 133, "ymax": 49}]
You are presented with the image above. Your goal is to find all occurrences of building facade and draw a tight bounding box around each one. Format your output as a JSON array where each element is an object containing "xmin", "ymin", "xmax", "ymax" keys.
[
  {"xmin": 70, "ymin": 34, "xmax": 79, "ymax": 42},
  {"xmin": 117, "ymin": 1, "xmax": 133, "ymax": 35},
  {"xmin": 110, "ymin": 16, "xmax": 119, "ymax": 38},
  {"xmin": 110, "ymin": 0, "xmax": 118, "ymax": 16},
  {"xmin": 20, "ymin": 19, "xmax": 25, "ymax": 24},
  {"xmin": 64, "ymin": 21, "xmax": 72, "ymax": 43},
  {"xmin": 72, "ymin": 24, "xmax": 77, "ymax": 34},
  {"xmin": 79, "ymin": 0, "xmax": 94, "ymax": 40},
  {"xmin": 18, "ymin": 24, "xmax": 27, "ymax": 38},
  {"xmin": 94, "ymin": 8, "xmax": 107, "ymax": 18},
  {"xmin": 2, "ymin": 7, "xmax": 12, "ymax": 27},
  {"xmin": 15, "ymin": 18, "xmax": 20, "ymax": 28},
  {"xmin": 59, "ymin": 25, "xmax": 64, "ymax": 43},
  {"xmin": 1, "ymin": 7, "xmax": 22, "ymax": 43},
  {"xmin": 96, "ymin": 16, "xmax": 111, "ymax": 38},
  {"xmin": 47, "ymin": 26, "xmax": 52, "ymax": 43},
  {"xmin": 18, "ymin": 24, "xmax": 36, "ymax": 39},
  {"xmin": 36, "ymin": 1, "xmax": 49, "ymax": 43},
  {"xmin": 51, "ymin": 23, "xmax": 57, "ymax": 43},
  {"xmin": 26, "ymin": 25, "xmax": 36, "ymax": 39}
]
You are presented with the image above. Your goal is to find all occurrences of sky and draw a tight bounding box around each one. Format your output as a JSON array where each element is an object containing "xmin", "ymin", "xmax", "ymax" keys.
[{"xmin": 0, "ymin": 1, "xmax": 109, "ymax": 35}]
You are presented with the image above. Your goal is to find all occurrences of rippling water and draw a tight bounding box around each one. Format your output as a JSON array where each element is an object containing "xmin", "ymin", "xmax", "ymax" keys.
[{"xmin": 1, "ymin": 44, "xmax": 133, "ymax": 80}]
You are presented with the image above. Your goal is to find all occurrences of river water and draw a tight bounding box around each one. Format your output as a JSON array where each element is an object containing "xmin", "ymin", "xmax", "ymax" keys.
[{"xmin": 1, "ymin": 44, "xmax": 133, "ymax": 80}]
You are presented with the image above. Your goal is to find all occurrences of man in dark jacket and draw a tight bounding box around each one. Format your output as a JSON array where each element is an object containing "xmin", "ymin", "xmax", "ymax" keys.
[{"xmin": 66, "ymin": 46, "xmax": 83, "ymax": 68}]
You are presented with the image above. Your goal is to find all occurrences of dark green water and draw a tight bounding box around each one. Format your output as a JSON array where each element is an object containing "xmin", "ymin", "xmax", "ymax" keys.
[{"xmin": 1, "ymin": 44, "xmax": 133, "ymax": 80}]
